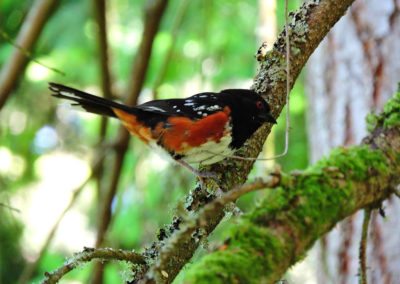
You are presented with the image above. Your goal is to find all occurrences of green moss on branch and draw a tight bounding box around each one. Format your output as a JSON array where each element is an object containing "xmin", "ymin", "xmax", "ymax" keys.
[{"xmin": 184, "ymin": 96, "xmax": 400, "ymax": 283}]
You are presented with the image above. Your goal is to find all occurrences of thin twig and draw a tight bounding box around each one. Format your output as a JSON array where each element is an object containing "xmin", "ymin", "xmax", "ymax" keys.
[
  {"xmin": 92, "ymin": 0, "xmax": 169, "ymax": 282},
  {"xmin": 42, "ymin": 247, "xmax": 146, "ymax": 284},
  {"xmin": 151, "ymin": 0, "xmax": 190, "ymax": 99},
  {"xmin": 283, "ymin": 0, "xmax": 291, "ymax": 156},
  {"xmin": 359, "ymin": 207, "xmax": 372, "ymax": 284},
  {"xmin": 92, "ymin": 0, "xmax": 113, "ymax": 139},
  {"xmin": 371, "ymin": 211, "xmax": 393, "ymax": 283},
  {"xmin": 125, "ymin": 0, "xmax": 169, "ymax": 105},
  {"xmin": 0, "ymin": 202, "xmax": 20, "ymax": 213},
  {"xmin": 0, "ymin": 0, "xmax": 58, "ymax": 110},
  {"xmin": 0, "ymin": 30, "xmax": 65, "ymax": 76},
  {"xmin": 259, "ymin": 0, "xmax": 291, "ymax": 159},
  {"xmin": 201, "ymin": 176, "xmax": 281, "ymax": 211},
  {"xmin": 91, "ymin": 0, "xmax": 113, "ymax": 248},
  {"xmin": 93, "ymin": 0, "xmax": 168, "ymax": 248}
]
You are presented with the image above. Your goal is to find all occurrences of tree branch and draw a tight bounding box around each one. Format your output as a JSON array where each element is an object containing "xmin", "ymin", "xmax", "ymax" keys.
[
  {"xmin": 183, "ymin": 93, "xmax": 400, "ymax": 282},
  {"xmin": 91, "ymin": 0, "xmax": 113, "ymax": 238},
  {"xmin": 151, "ymin": 0, "xmax": 190, "ymax": 100},
  {"xmin": 94, "ymin": 0, "xmax": 168, "ymax": 248},
  {"xmin": 92, "ymin": 0, "xmax": 113, "ymax": 140},
  {"xmin": 0, "ymin": 0, "xmax": 58, "ymax": 110},
  {"xmin": 92, "ymin": 0, "xmax": 168, "ymax": 282},
  {"xmin": 42, "ymin": 247, "xmax": 146, "ymax": 284}
]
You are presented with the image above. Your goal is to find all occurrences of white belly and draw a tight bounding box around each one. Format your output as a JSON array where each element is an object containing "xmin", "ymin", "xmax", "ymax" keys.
[{"xmin": 181, "ymin": 134, "xmax": 234, "ymax": 165}]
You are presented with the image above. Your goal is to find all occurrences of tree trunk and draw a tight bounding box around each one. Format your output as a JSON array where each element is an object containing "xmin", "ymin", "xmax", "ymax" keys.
[{"xmin": 305, "ymin": 0, "xmax": 400, "ymax": 282}]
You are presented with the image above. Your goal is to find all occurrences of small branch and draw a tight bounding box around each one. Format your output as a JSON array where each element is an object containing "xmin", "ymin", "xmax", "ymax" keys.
[
  {"xmin": 371, "ymin": 211, "xmax": 394, "ymax": 283},
  {"xmin": 92, "ymin": 0, "xmax": 168, "ymax": 282},
  {"xmin": 92, "ymin": 0, "xmax": 113, "ymax": 101},
  {"xmin": 94, "ymin": 0, "xmax": 168, "ymax": 249},
  {"xmin": 359, "ymin": 207, "xmax": 372, "ymax": 284},
  {"xmin": 0, "ymin": 0, "xmax": 58, "ymax": 110},
  {"xmin": 144, "ymin": 175, "xmax": 282, "ymax": 283},
  {"xmin": 204, "ymin": 175, "xmax": 282, "ymax": 208},
  {"xmin": 92, "ymin": 130, "xmax": 129, "ymax": 284},
  {"xmin": 0, "ymin": 30, "xmax": 65, "ymax": 76},
  {"xmin": 92, "ymin": 0, "xmax": 113, "ymax": 140},
  {"xmin": 42, "ymin": 247, "xmax": 146, "ymax": 284},
  {"xmin": 125, "ymin": 0, "xmax": 168, "ymax": 106},
  {"xmin": 0, "ymin": 203, "xmax": 20, "ymax": 213},
  {"xmin": 151, "ymin": 0, "xmax": 190, "ymax": 99}
]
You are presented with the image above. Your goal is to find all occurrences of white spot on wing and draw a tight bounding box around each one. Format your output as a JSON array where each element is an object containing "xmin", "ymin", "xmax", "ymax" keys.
[
  {"xmin": 144, "ymin": 106, "xmax": 166, "ymax": 112},
  {"xmin": 193, "ymin": 105, "xmax": 206, "ymax": 111},
  {"xmin": 206, "ymin": 105, "xmax": 221, "ymax": 111},
  {"xmin": 198, "ymin": 94, "xmax": 216, "ymax": 99}
]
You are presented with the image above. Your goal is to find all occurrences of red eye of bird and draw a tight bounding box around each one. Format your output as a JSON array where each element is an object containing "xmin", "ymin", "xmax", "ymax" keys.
[{"xmin": 256, "ymin": 101, "xmax": 264, "ymax": 109}]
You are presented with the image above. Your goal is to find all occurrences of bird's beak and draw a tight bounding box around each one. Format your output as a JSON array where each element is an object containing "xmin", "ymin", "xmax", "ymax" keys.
[{"xmin": 259, "ymin": 112, "xmax": 277, "ymax": 124}]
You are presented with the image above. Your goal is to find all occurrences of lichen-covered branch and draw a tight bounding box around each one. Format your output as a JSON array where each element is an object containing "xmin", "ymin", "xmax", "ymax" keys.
[
  {"xmin": 139, "ymin": 0, "xmax": 357, "ymax": 283},
  {"xmin": 183, "ymin": 93, "xmax": 400, "ymax": 283},
  {"xmin": 42, "ymin": 247, "xmax": 146, "ymax": 284}
]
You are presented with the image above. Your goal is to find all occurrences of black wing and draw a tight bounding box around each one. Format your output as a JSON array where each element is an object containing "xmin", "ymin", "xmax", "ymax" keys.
[{"xmin": 136, "ymin": 92, "xmax": 227, "ymax": 119}]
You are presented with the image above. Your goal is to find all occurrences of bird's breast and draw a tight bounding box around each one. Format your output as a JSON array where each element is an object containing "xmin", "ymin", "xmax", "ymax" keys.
[{"xmin": 160, "ymin": 107, "xmax": 231, "ymax": 152}]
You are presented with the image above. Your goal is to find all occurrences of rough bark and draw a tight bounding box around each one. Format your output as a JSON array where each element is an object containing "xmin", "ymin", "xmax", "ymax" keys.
[{"xmin": 305, "ymin": 0, "xmax": 400, "ymax": 282}]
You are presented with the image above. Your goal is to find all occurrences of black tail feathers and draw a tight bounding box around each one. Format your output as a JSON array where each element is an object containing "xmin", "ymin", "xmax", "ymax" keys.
[{"xmin": 49, "ymin": 83, "xmax": 131, "ymax": 118}]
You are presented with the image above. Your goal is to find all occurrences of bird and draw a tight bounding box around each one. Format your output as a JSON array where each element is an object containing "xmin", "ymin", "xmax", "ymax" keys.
[{"xmin": 49, "ymin": 83, "xmax": 276, "ymax": 181}]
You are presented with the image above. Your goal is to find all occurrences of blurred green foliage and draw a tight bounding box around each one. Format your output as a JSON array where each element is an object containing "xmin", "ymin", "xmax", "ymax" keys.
[{"xmin": 0, "ymin": 0, "xmax": 306, "ymax": 282}]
